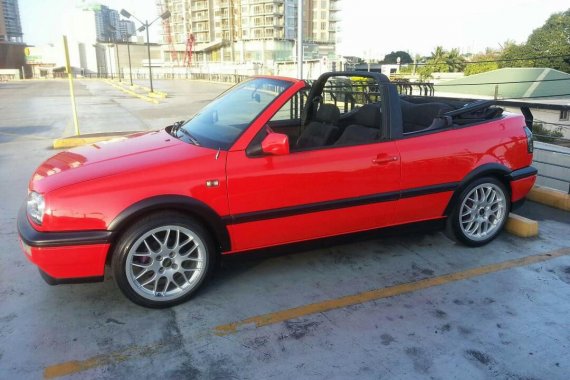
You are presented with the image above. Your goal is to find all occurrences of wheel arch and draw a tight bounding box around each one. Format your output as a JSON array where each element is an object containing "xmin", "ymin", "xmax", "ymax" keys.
[
  {"xmin": 444, "ymin": 163, "xmax": 512, "ymax": 216},
  {"xmin": 107, "ymin": 195, "xmax": 231, "ymax": 258}
]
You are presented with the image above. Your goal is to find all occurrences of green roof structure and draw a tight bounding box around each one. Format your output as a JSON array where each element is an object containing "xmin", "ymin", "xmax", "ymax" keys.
[{"xmin": 434, "ymin": 68, "xmax": 570, "ymax": 100}]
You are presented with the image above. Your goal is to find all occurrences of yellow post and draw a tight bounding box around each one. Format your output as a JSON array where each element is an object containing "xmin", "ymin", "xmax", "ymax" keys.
[{"xmin": 63, "ymin": 35, "xmax": 80, "ymax": 136}]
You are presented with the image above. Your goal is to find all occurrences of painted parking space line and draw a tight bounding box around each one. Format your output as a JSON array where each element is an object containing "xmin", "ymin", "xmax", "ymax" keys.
[
  {"xmin": 43, "ymin": 339, "xmax": 177, "ymax": 379},
  {"xmin": 43, "ymin": 247, "xmax": 570, "ymax": 378},
  {"xmin": 103, "ymin": 80, "xmax": 159, "ymax": 104},
  {"xmin": 213, "ymin": 247, "xmax": 570, "ymax": 335}
]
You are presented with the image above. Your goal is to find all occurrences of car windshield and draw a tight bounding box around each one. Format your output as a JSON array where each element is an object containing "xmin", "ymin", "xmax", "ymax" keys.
[{"xmin": 176, "ymin": 78, "xmax": 293, "ymax": 150}]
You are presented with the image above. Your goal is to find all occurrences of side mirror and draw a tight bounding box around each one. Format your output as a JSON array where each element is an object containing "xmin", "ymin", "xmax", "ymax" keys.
[{"xmin": 261, "ymin": 133, "xmax": 289, "ymax": 156}]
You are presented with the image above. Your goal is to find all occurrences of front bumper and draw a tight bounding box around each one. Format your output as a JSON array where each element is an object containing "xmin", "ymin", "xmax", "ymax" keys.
[{"xmin": 17, "ymin": 205, "xmax": 111, "ymax": 284}]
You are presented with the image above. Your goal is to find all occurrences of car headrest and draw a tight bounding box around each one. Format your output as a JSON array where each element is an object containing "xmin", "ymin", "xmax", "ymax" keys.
[
  {"xmin": 315, "ymin": 104, "xmax": 340, "ymax": 124},
  {"xmin": 354, "ymin": 104, "xmax": 381, "ymax": 128}
]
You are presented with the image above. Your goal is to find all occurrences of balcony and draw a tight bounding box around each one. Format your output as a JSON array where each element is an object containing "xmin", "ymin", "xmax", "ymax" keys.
[
  {"xmin": 192, "ymin": 12, "xmax": 210, "ymax": 21},
  {"xmin": 192, "ymin": 2, "xmax": 209, "ymax": 11}
]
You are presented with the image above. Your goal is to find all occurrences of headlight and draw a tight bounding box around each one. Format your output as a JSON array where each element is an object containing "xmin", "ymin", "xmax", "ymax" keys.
[{"xmin": 27, "ymin": 191, "xmax": 45, "ymax": 225}]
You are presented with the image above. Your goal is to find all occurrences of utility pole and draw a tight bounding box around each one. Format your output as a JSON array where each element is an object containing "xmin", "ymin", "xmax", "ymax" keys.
[
  {"xmin": 297, "ymin": 0, "xmax": 303, "ymax": 79},
  {"xmin": 63, "ymin": 36, "xmax": 80, "ymax": 135}
]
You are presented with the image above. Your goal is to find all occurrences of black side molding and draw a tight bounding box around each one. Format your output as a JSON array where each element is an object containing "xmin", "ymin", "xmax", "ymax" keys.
[
  {"xmin": 17, "ymin": 205, "xmax": 112, "ymax": 248},
  {"xmin": 508, "ymin": 166, "xmax": 537, "ymax": 181},
  {"xmin": 39, "ymin": 268, "xmax": 104, "ymax": 285},
  {"xmin": 224, "ymin": 183, "xmax": 458, "ymax": 225},
  {"xmin": 224, "ymin": 191, "xmax": 400, "ymax": 225}
]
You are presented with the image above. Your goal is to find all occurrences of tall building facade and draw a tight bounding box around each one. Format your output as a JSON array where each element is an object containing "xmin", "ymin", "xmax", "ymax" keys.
[
  {"xmin": 158, "ymin": 0, "xmax": 339, "ymax": 65},
  {"xmin": 0, "ymin": 0, "xmax": 26, "ymax": 72},
  {"xmin": 94, "ymin": 5, "xmax": 121, "ymax": 42},
  {"xmin": 0, "ymin": 0, "xmax": 23, "ymax": 43},
  {"xmin": 118, "ymin": 19, "xmax": 136, "ymax": 40}
]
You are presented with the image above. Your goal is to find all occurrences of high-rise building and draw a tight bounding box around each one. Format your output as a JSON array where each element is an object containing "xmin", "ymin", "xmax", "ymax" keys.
[
  {"xmin": 118, "ymin": 19, "xmax": 136, "ymax": 40},
  {"xmin": 158, "ymin": 0, "xmax": 339, "ymax": 65},
  {"xmin": 0, "ymin": 0, "xmax": 26, "ymax": 73},
  {"xmin": 0, "ymin": 0, "xmax": 23, "ymax": 43},
  {"xmin": 94, "ymin": 5, "xmax": 121, "ymax": 42}
]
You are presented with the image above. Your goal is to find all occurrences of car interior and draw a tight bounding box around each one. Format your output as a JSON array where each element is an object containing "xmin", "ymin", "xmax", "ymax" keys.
[{"xmin": 253, "ymin": 78, "xmax": 506, "ymax": 155}]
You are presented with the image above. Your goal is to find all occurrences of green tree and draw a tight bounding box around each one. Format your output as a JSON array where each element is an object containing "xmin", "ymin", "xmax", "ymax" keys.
[
  {"xmin": 382, "ymin": 51, "xmax": 413, "ymax": 64},
  {"xmin": 446, "ymin": 48, "xmax": 467, "ymax": 72},
  {"xmin": 465, "ymin": 49, "xmax": 500, "ymax": 76},
  {"xmin": 416, "ymin": 47, "xmax": 467, "ymax": 80},
  {"xmin": 429, "ymin": 46, "xmax": 450, "ymax": 72},
  {"xmin": 499, "ymin": 10, "xmax": 570, "ymax": 73},
  {"xmin": 499, "ymin": 40, "xmax": 534, "ymax": 68}
]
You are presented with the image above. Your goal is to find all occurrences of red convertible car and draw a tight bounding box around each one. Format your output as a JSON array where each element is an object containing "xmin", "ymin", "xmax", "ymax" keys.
[{"xmin": 18, "ymin": 72, "xmax": 536, "ymax": 307}]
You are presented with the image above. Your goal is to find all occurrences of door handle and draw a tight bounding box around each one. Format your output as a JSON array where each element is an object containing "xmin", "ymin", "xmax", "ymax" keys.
[{"xmin": 372, "ymin": 156, "xmax": 399, "ymax": 165}]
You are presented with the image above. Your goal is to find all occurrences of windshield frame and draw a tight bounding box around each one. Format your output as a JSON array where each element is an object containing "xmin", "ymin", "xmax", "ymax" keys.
[{"xmin": 175, "ymin": 77, "xmax": 294, "ymax": 150}]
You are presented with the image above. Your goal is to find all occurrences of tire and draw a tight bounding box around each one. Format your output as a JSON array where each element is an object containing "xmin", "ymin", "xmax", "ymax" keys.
[
  {"xmin": 445, "ymin": 177, "xmax": 510, "ymax": 247},
  {"xmin": 112, "ymin": 212, "xmax": 215, "ymax": 308}
]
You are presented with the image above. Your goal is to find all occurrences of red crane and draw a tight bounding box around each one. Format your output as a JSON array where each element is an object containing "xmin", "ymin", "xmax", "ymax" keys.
[{"xmin": 183, "ymin": 33, "xmax": 195, "ymax": 67}]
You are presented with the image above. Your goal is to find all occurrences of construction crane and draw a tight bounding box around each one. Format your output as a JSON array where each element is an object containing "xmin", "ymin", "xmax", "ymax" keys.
[
  {"xmin": 183, "ymin": 33, "xmax": 195, "ymax": 67},
  {"xmin": 156, "ymin": 0, "xmax": 179, "ymax": 66}
]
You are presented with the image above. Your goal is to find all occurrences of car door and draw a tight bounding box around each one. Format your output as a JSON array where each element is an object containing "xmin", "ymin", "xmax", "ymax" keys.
[{"xmin": 225, "ymin": 136, "xmax": 401, "ymax": 253}]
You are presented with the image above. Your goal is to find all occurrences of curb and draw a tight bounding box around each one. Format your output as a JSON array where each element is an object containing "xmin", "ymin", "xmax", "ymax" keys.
[
  {"xmin": 53, "ymin": 131, "xmax": 142, "ymax": 149},
  {"xmin": 505, "ymin": 213, "xmax": 539, "ymax": 238},
  {"xmin": 527, "ymin": 186, "xmax": 570, "ymax": 212},
  {"xmin": 104, "ymin": 80, "xmax": 159, "ymax": 104}
]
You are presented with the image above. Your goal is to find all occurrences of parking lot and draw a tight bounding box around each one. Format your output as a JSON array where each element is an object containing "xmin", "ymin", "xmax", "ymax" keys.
[{"xmin": 1, "ymin": 79, "xmax": 569, "ymax": 379}]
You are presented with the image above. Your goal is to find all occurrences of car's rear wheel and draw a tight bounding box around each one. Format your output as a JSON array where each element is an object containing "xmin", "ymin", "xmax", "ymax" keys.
[
  {"xmin": 446, "ymin": 177, "xmax": 510, "ymax": 247},
  {"xmin": 112, "ymin": 212, "xmax": 214, "ymax": 308}
]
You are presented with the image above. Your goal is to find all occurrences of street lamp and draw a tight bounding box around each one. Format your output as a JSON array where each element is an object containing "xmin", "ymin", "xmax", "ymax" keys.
[
  {"xmin": 123, "ymin": 31, "xmax": 135, "ymax": 86},
  {"xmin": 106, "ymin": 43, "xmax": 114, "ymax": 78},
  {"xmin": 108, "ymin": 24, "xmax": 122, "ymax": 81},
  {"xmin": 120, "ymin": 9, "xmax": 171, "ymax": 93}
]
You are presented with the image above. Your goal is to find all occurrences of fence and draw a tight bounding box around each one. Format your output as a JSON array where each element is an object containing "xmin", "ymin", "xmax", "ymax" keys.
[{"xmin": 532, "ymin": 142, "xmax": 570, "ymax": 194}]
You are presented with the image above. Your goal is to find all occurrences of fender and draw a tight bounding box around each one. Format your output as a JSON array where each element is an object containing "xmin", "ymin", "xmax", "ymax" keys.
[
  {"xmin": 443, "ymin": 163, "xmax": 511, "ymax": 216},
  {"xmin": 108, "ymin": 195, "xmax": 231, "ymax": 252}
]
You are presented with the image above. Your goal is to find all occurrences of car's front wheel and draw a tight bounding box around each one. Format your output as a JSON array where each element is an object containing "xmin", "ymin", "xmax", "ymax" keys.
[
  {"xmin": 112, "ymin": 212, "xmax": 214, "ymax": 308},
  {"xmin": 446, "ymin": 177, "xmax": 510, "ymax": 247}
]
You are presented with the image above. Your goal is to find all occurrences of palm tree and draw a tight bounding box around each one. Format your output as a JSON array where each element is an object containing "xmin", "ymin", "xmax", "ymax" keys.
[
  {"xmin": 429, "ymin": 46, "xmax": 449, "ymax": 72},
  {"xmin": 446, "ymin": 48, "xmax": 466, "ymax": 72}
]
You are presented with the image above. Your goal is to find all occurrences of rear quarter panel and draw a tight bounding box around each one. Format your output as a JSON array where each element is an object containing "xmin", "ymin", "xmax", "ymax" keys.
[{"xmin": 395, "ymin": 114, "xmax": 531, "ymax": 223}]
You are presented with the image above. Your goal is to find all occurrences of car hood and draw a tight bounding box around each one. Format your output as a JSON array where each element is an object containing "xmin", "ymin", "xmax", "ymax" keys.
[{"xmin": 31, "ymin": 129, "xmax": 214, "ymax": 193}]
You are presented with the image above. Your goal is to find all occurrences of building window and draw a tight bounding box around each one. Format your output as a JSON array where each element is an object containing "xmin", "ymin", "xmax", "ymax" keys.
[{"xmin": 561, "ymin": 110, "xmax": 569, "ymax": 121}]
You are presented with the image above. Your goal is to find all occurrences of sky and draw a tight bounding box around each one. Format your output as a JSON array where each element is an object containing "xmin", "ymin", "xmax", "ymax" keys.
[{"xmin": 19, "ymin": 0, "xmax": 570, "ymax": 59}]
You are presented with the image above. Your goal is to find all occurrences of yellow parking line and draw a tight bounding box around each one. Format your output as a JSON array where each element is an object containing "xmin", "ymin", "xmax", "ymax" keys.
[
  {"xmin": 214, "ymin": 247, "xmax": 570, "ymax": 335},
  {"xmin": 103, "ymin": 80, "xmax": 159, "ymax": 104},
  {"xmin": 43, "ymin": 340, "xmax": 174, "ymax": 379},
  {"xmin": 43, "ymin": 247, "xmax": 570, "ymax": 378}
]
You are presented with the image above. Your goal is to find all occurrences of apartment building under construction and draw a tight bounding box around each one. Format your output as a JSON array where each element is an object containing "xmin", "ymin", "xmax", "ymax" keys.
[{"xmin": 157, "ymin": 0, "xmax": 339, "ymax": 66}]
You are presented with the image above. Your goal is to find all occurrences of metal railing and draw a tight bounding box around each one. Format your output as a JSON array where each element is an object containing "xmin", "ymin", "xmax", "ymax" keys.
[{"xmin": 533, "ymin": 145, "xmax": 570, "ymax": 194}]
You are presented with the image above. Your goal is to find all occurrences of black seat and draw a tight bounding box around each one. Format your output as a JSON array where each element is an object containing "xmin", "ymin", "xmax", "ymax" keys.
[
  {"xmin": 296, "ymin": 104, "xmax": 340, "ymax": 149},
  {"xmin": 400, "ymin": 100, "xmax": 454, "ymax": 133},
  {"xmin": 335, "ymin": 104, "xmax": 381, "ymax": 145}
]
